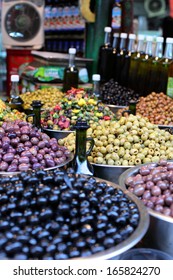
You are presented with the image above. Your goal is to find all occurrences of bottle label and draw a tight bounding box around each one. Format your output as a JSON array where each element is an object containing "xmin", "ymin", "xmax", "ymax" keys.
[
  {"xmin": 111, "ymin": 5, "xmax": 121, "ymax": 29},
  {"xmin": 167, "ymin": 77, "xmax": 173, "ymax": 98}
]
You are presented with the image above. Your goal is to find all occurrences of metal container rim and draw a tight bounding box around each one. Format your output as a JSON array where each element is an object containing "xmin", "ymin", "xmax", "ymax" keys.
[{"xmin": 118, "ymin": 161, "xmax": 173, "ymax": 224}]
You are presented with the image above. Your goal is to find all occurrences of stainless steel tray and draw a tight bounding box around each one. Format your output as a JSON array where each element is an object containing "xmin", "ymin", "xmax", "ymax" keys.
[{"xmin": 118, "ymin": 161, "xmax": 173, "ymax": 257}]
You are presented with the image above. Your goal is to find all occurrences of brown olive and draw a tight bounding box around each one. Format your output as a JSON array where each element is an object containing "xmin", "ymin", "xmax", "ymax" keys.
[{"xmin": 133, "ymin": 184, "xmax": 145, "ymax": 197}]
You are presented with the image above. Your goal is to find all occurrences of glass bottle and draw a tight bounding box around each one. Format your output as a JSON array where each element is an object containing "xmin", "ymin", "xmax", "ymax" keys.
[
  {"xmin": 26, "ymin": 100, "xmax": 43, "ymax": 130},
  {"xmin": 120, "ymin": 33, "xmax": 136, "ymax": 87},
  {"xmin": 159, "ymin": 37, "xmax": 173, "ymax": 96},
  {"xmin": 98, "ymin": 26, "xmax": 113, "ymax": 83},
  {"xmin": 92, "ymin": 74, "xmax": 101, "ymax": 100},
  {"xmin": 113, "ymin": 32, "xmax": 127, "ymax": 83},
  {"xmin": 147, "ymin": 36, "xmax": 164, "ymax": 94},
  {"xmin": 63, "ymin": 47, "xmax": 78, "ymax": 92},
  {"xmin": 9, "ymin": 75, "xmax": 24, "ymax": 111},
  {"xmin": 128, "ymin": 34, "xmax": 145, "ymax": 90},
  {"xmin": 111, "ymin": 32, "xmax": 120, "ymax": 80},
  {"xmin": 72, "ymin": 121, "xmax": 94, "ymax": 176},
  {"xmin": 135, "ymin": 35, "xmax": 153, "ymax": 95}
]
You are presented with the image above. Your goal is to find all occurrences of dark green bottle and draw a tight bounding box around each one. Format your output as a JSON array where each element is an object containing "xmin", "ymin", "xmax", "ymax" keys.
[
  {"xmin": 120, "ymin": 33, "xmax": 136, "ymax": 87},
  {"xmin": 159, "ymin": 37, "xmax": 173, "ymax": 95},
  {"xmin": 98, "ymin": 26, "xmax": 113, "ymax": 83},
  {"xmin": 72, "ymin": 121, "xmax": 94, "ymax": 176},
  {"xmin": 135, "ymin": 35, "xmax": 153, "ymax": 95},
  {"xmin": 63, "ymin": 48, "xmax": 79, "ymax": 92},
  {"xmin": 147, "ymin": 36, "xmax": 164, "ymax": 93},
  {"xmin": 128, "ymin": 34, "xmax": 145, "ymax": 90},
  {"xmin": 113, "ymin": 32, "xmax": 127, "ymax": 83},
  {"xmin": 26, "ymin": 100, "xmax": 43, "ymax": 130}
]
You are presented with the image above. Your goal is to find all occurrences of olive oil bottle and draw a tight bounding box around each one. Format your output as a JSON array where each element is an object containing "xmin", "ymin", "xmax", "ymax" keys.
[
  {"xmin": 113, "ymin": 32, "xmax": 127, "ymax": 83},
  {"xmin": 147, "ymin": 36, "xmax": 164, "ymax": 94},
  {"xmin": 111, "ymin": 32, "xmax": 120, "ymax": 80},
  {"xmin": 120, "ymin": 33, "xmax": 136, "ymax": 87},
  {"xmin": 159, "ymin": 37, "xmax": 173, "ymax": 96},
  {"xmin": 63, "ymin": 48, "xmax": 78, "ymax": 92},
  {"xmin": 9, "ymin": 75, "xmax": 24, "ymax": 112},
  {"xmin": 92, "ymin": 74, "xmax": 101, "ymax": 100},
  {"xmin": 98, "ymin": 27, "xmax": 113, "ymax": 83},
  {"xmin": 128, "ymin": 34, "xmax": 145, "ymax": 90},
  {"xmin": 72, "ymin": 121, "xmax": 94, "ymax": 176},
  {"xmin": 135, "ymin": 35, "xmax": 153, "ymax": 95}
]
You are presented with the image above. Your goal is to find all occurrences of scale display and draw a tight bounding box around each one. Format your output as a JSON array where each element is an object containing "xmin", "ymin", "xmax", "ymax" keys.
[{"xmin": 5, "ymin": 3, "xmax": 41, "ymax": 42}]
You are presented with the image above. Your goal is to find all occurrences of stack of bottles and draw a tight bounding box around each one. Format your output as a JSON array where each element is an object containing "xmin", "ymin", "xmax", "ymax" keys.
[{"xmin": 98, "ymin": 26, "xmax": 173, "ymax": 97}]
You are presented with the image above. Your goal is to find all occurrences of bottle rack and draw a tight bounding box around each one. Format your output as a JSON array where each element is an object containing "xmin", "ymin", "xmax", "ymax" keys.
[{"xmin": 44, "ymin": 0, "xmax": 85, "ymax": 56}]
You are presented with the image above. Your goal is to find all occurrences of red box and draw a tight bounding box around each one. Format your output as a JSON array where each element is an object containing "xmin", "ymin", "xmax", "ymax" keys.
[{"xmin": 6, "ymin": 49, "xmax": 34, "ymax": 96}]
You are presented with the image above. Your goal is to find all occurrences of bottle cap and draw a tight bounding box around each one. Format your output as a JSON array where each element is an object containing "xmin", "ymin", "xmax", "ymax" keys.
[
  {"xmin": 166, "ymin": 37, "xmax": 173, "ymax": 44},
  {"xmin": 129, "ymin": 34, "xmax": 136, "ymax": 40},
  {"xmin": 69, "ymin": 48, "xmax": 76, "ymax": 54},
  {"xmin": 138, "ymin": 34, "xmax": 145, "ymax": 41},
  {"xmin": 92, "ymin": 74, "xmax": 101, "ymax": 81},
  {"xmin": 113, "ymin": 33, "xmax": 119, "ymax": 38},
  {"xmin": 156, "ymin": 36, "xmax": 164, "ymax": 43},
  {"xmin": 11, "ymin": 75, "xmax": 19, "ymax": 82},
  {"xmin": 146, "ymin": 36, "xmax": 153, "ymax": 42},
  {"xmin": 120, "ymin": 33, "xmax": 127, "ymax": 39},
  {"xmin": 104, "ymin": 27, "xmax": 112, "ymax": 33}
]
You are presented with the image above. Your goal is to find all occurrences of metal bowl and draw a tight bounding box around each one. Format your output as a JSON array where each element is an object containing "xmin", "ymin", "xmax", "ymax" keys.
[
  {"xmin": 75, "ymin": 177, "xmax": 149, "ymax": 259},
  {"xmin": 92, "ymin": 163, "xmax": 132, "ymax": 184},
  {"xmin": 42, "ymin": 128, "xmax": 74, "ymax": 140},
  {"xmin": 118, "ymin": 163, "xmax": 173, "ymax": 257},
  {"xmin": 0, "ymin": 155, "xmax": 73, "ymax": 176},
  {"xmin": 107, "ymin": 105, "xmax": 126, "ymax": 115}
]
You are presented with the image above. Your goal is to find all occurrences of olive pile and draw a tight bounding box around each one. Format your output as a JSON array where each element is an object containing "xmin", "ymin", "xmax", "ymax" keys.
[
  {"xmin": 125, "ymin": 160, "xmax": 173, "ymax": 218},
  {"xmin": 136, "ymin": 92, "xmax": 173, "ymax": 125},
  {"xmin": 0, "ymin": 120, "xmax": 71, "ymax": 172},
  {"xmin": 60, "ymin": 115, "xmax": 173, "ymax": 166},
  {"xmin": 20, "ymin": 88, "xmax": 64, "ymax": 110},
  {"xmin": 0, "ymin": 168, "xmax": 139, "ymax": 259},
  {"xmin": 100, "ymin": 79, "xmax": 140, "ymax": 106}
]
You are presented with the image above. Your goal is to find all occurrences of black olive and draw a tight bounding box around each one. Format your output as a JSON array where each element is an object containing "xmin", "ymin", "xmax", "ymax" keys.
[
  {"xmin": 46, "ymin": 245, "xmax": 56, "ymax": 254},
  {"xmin": 40, "ymin": 208, "xmax": 53, "ymax": 221},
  {"xmin": 5, "ymin": 242, "xmax": 22, "ymax": 254},
  {"xmin": 30, "ymin": 246, "xmax": 44, "ymax": 256},
  {"xmin": 0, "ymin": 220, "xmax": 10, "ymax": 230},
  {"xmin": 91, "ymin": 244, "xmax": 105, "ymax": 254},
  {"xmin": 54, "ymin": 253, "xmax": 69, "ymax": 260}
]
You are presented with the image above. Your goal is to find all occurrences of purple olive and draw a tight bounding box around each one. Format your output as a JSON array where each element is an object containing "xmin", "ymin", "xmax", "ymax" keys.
[
  {"xmin": 32, "ymin": 163, "xmax": 42, "ymax": 170},
  {"xmin": 37, "ymin": 153, "xmax": 43, "ymax": 161},
  {"xmin": 2, "ymin": 142, "xmax": 10, "ymax": 151},
  {"xmin": 133, "ymin": 184, "xmax": 145, "ymax": 197},
  {"xmin": 156, "ymin": 180, "xmax": 167, "ymax": 190},
  {"xmin": 21, "ymin": 150, "xmax": 32, "ymax": 158},
  {"xmin": 31, "ymin": 137, "xmax": 39, "ymax": 145},
  {"xmin": 142, "ymin": 190, "xmax": 151, "ymax": 200},
  {"xmin": 7, "ymin": 164, "xmax": 18, "ymax": 172},
  {"xmin": 18, "ymin": 163, "xmax": 30, "ymax": 172},
  {"xmin": 0, "ymin": 161, "xmax": 8, "ymax": 171},
  {"xmin": 11, "ymin": 137, "xmax": 20, "ymax": 147},
  {"xmin": 145, "ymin": 181, "xmax": 154, "ymax": 190},
  {"xmin": 21, "ymin": 134, "xmax": 30, "ymax": 142},
  {"xmin": 19, "ymin": 157, "xmax": 30, "ymax": 164},
  {"xmin": 30, "ymin": 156, "xmax": 38, "ymax": 164},
  {"xmin": 38, "ymin": 141, "xmax": 45, "ymax": 149},
  {"xmin": 151, "ymin": 186, "xmax": 161, "ymax": 196},
  {"xmin": 24, "ymin": 141, "xmax": 32, "ymax": 148},
  {"xmin": 140, "ymin": 167, "xmax": 150, "ymax": 176},
  {"xmin": 45, "ymin": 158, "xmax": 55, "ymax": 168},
  {"xmin": 3, "ymin": 153, "xmax": 14, "ymax": 162}
]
